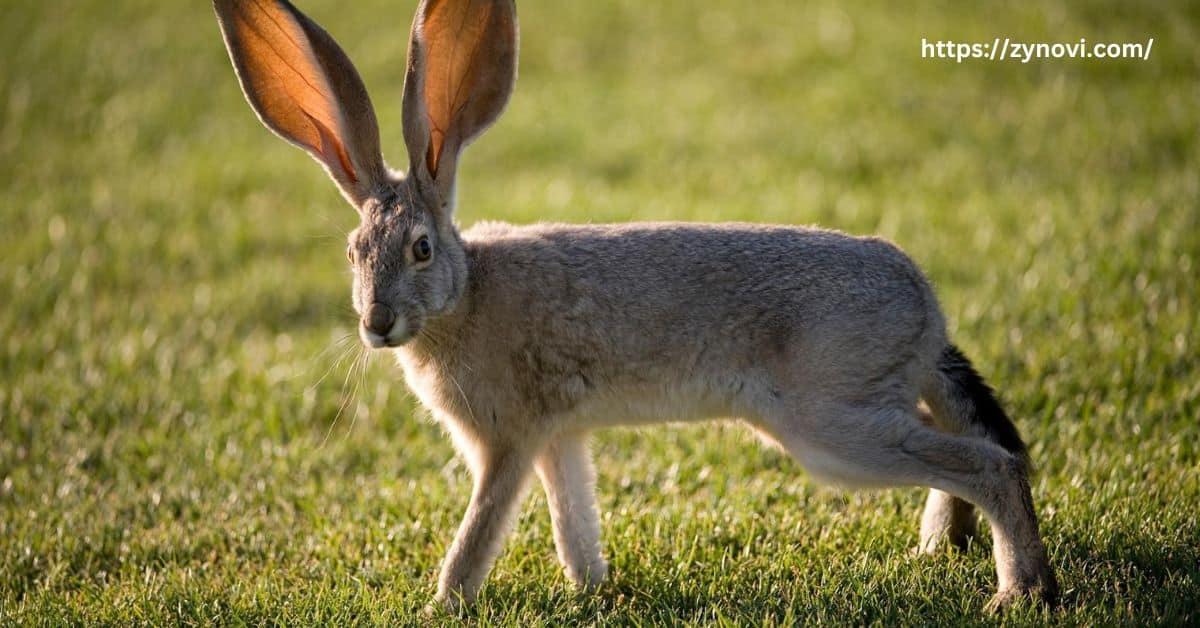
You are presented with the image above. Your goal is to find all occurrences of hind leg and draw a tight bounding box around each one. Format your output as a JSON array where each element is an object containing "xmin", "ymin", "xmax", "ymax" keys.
[
  {"xmin": 756, "ymin": 401, "xmax": 1056, "ymax": 609},
  {"xmin": 916, "ymin": 404, "xmax": 977, "ymax": 553}
]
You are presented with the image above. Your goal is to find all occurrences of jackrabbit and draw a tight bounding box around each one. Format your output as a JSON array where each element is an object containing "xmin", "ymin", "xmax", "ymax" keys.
[{"xmin": 213, "ymin": 0, "xmax": 1057, "ymax": 612}]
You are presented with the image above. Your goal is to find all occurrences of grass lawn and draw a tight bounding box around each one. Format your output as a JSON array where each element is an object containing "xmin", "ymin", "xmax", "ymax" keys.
[{"xmin": 2, "ymin": 0, "xmax": 1198, "ymax": 624}]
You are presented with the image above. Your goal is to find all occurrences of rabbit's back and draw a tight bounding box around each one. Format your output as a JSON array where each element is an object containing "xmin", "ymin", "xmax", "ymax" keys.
[{"xmin": 464, "ymin": 222, "xmax": 940, "ymax": 344}]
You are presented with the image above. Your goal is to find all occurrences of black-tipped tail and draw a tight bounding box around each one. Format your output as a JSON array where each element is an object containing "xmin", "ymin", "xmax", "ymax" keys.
[{"xmin": 937, "ymin": 345, "xmax": 1027, "ymax": 459}]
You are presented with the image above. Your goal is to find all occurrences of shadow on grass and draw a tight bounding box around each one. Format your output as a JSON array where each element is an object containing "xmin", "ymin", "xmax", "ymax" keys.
[
  {"xmin": 465, "ymin": 522, "xmax": 1200, "ymax": 624},
  {"xmin": 1052, "ymin": 527, "xmax": 1200, "ymax": 621}
]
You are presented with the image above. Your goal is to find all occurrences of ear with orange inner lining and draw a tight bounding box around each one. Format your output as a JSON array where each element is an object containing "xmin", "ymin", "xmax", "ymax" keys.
[
  {"xmin": 402, "ymin": 0, "xmax": 518, "ymax": 215},
  {"xmin": 214, "ymin": 0, "xmax": 387, "ymax": 208}
]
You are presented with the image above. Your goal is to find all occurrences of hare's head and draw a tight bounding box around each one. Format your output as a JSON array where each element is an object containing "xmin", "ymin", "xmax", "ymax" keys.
[{"xmin": 214, "ymin": 0, "xmax": 517, "ymax": 347}]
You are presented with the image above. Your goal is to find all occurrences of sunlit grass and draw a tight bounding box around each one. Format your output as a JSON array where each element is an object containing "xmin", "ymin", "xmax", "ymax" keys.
[{"xmin": 1, "ymin": 0, "xmax": 1197, "ymax": 624}]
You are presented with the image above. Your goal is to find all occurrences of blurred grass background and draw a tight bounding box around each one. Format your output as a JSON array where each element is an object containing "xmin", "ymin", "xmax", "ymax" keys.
[{"xmin": 1, "ymin": 0, "xmax": 1197, "ymax": 624}]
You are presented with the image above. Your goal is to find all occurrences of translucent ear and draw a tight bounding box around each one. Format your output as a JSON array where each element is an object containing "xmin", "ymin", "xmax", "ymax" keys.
[
  {"xmin": 214, "ymin": 0, "xmax": 387, "ymax": 207},
  {"xmin": 402, "ymin": 0, "xmax": 518, "ymax": 213}
]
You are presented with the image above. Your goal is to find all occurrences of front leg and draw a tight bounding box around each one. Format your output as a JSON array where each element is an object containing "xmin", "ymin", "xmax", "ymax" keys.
[
  {"xmin": 535, "ymin": 432, "xmax": 607, "ymax": 589},
  {"xmin": 435, "ymin": 447, "xmax": 534, "ymax": 611}
]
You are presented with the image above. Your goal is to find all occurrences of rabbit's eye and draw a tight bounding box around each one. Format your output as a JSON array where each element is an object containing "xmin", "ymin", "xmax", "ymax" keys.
[{"xmin": 413, "ymin": 236, "xmax": 432, "ymax": 262}]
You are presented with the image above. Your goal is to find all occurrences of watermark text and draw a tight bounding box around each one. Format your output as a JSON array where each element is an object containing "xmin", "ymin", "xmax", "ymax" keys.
[{"xmin": 921, "ymin": 38, "xmax": 1154, "ymax": 63}]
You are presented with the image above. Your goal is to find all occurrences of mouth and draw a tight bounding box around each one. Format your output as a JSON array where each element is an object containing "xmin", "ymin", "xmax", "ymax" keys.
[{"xmin": 359, "ymin": 322, "xmax": 414, "ymax": 349}]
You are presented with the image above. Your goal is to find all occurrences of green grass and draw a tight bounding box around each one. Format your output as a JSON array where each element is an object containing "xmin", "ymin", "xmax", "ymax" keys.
[{"xmin": 2, "ymin": 0, "xmax": 1198, "ymax": 624}]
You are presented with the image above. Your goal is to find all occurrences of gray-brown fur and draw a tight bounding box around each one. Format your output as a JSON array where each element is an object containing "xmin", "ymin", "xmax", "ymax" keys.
[
  {"xmin": 213, "ymin": 0, "xmax": 1057, "ymax": 614},
  {"xmin": 405, "ymin": 220, "xmax": 938, "ymax": 425}
]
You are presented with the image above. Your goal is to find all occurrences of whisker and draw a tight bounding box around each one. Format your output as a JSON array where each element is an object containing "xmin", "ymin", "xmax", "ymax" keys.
[
  {"xmin": 344, "ymin": 350, "xmax": 372, "ymax": 441},
  {"xmin": 317, "ymin": 212, "xmax": 353, "ymax": 238},
  {"xmin": 309, "ymin": 341, "xmax": 356, "ymax": 391},
  {"xmin": 445, "ymin": 370, "xmax": 476, "ymax": 424},
  {"xmin": 308, "ymin": 331, "xmax": 353, "ymax": 364},
  {"xmin": 304, "ymin": 331, "xmax": 356, "ymax": 387},
  {"xmin": 306, "ymin": 231, "xmax": 343, "ymax": 241},
  {"xmin": 321, "ymin": 345, "xmax": 364, "ymax": 448},
  {"xmin": 413, "ymin": 328, "xmax": 475, "ymax": 425}
]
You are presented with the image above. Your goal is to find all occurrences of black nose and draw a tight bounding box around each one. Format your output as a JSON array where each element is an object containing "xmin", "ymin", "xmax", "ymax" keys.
[{"xmin": 364, "ymin": 302, "xmax": 396, "ymax": 336}]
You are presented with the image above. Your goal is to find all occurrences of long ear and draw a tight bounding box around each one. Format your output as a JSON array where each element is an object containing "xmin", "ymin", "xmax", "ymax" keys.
[
  {"xmin": 402, "ymin": 0, "xmax": 518, "ymax": 214},
  {"xmin": 214, "ymin": 0, "xmax": 387, "ymax": 207}
]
